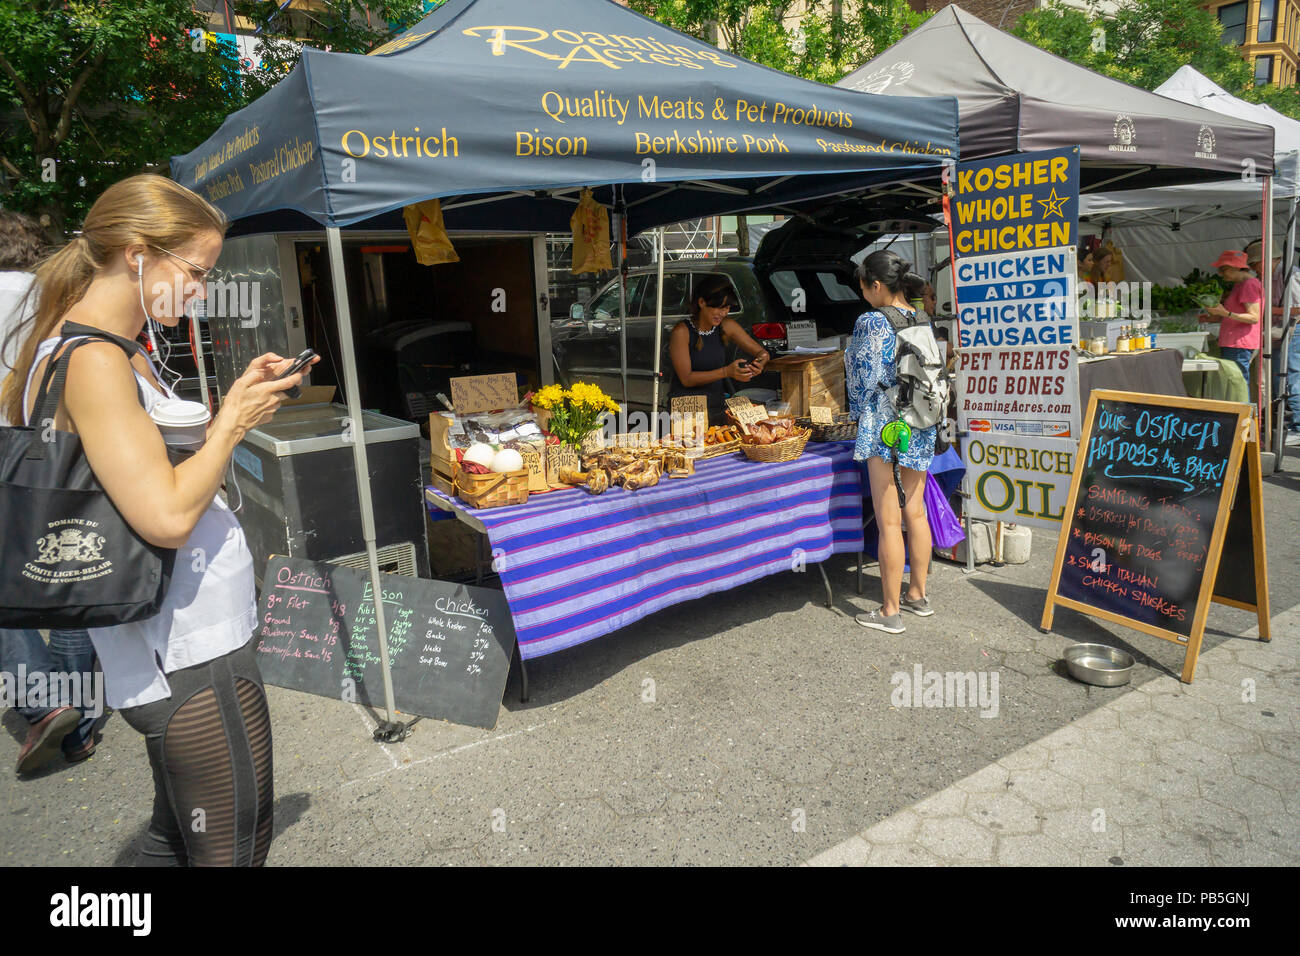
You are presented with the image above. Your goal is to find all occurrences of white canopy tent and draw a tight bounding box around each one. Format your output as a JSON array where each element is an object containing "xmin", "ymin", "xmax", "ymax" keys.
[
  {"xmin": 1081, "ymin": 67, "xmax": 1300, "ymax": 466},
  {"xmin": 1081, "ymin": 66, "xmax": 1300, "ymax": 283}
]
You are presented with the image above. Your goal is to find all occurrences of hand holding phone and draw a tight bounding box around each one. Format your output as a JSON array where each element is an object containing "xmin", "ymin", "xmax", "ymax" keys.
[{"xmin": 276, "ymin": 348, "xmax": 318, "ymax": 399}]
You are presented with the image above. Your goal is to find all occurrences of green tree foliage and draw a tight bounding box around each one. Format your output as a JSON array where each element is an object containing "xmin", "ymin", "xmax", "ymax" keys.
[
  {"xmin": 0, "ymin": 1, "xmax": 429, "ymax": 238},
  {"xmin": 0, "ymin": 1, "xmax": 242, "ymax": 236},
  {"xmin": 1013, "ymin": 0, "xmax": 1300, "ymax": 119},
  {"xmin": 627, "ymin": 1, "xmax": 929, "ymax": 85},
  {"xmin": 231, "ymin": 0, "xmax": 429, "ymax": 100}
]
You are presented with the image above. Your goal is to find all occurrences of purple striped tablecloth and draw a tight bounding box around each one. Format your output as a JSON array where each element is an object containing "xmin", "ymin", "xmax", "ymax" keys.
[{"xmin": 425, "ymin": 443, "xmax": 864, "ymax": 660}]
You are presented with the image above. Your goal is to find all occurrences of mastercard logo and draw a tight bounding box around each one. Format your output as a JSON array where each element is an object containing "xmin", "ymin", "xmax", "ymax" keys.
[{"xmin": 969, "ymin": 420, "xmax": 991, "ymax": 432}]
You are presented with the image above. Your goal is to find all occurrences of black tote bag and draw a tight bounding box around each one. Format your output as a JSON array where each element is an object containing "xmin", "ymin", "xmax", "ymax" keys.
[{"xmin": 0, "ymin": 327, "xmax": 176, "ymax": 627}]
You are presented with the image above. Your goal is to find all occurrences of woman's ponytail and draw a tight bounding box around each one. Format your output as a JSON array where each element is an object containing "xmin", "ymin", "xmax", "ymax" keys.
[
  {"xmin": 0, "ymin": 239, "xmax": 96, "ymax": 425},
  {"xmin": 0, "ymin": 175, "xmax": 225, "ymax": 427},
  {"xmin": 857, "ymin": 249, "xmax": 925, "ymax": 301}
]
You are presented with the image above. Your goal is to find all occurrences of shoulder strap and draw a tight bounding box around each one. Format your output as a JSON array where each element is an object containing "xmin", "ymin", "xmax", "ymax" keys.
[
  {"xmin": 24, "ymin": 330, "xmax": 146, "ymax": 462},
  {"xmin": 877, "ymin": 305, "xmax": 919, "ymax": 331},
  {"xmin": 60, "ymin": 321, "xmax": 147, "ymax": 359}
]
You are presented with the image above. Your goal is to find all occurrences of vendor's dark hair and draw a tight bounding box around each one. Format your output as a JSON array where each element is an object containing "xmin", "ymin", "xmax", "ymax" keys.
[
  {"xmin": 691, "ymin": 273, "xmax": 735, "ymax": 319},
  {"xmin": 856, "ymin": 249, "xmax": 924, "ymax": 300}
]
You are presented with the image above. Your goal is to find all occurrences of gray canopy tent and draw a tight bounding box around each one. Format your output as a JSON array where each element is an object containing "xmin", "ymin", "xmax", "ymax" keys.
[
  {"xmin": 173, "ymin": 0, "xmax": 959, "ymax": 734},
  {"xmin": 838, "ymin": 5, "xmax": 1282, "ymax": 453}
]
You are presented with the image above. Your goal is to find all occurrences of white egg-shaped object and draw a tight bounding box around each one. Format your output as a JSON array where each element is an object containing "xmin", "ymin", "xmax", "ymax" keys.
[
  {"xmin": 464, "ymin": 443, "xmax": 497, "ymax": 469},
  {"xmin": 490, "ymin": 449, "xmax": 524, "ymax": 473}
]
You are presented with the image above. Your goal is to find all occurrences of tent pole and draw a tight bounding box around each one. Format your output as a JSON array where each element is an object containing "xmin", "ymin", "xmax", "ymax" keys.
[
  {"xmin": 1274, "ymin": 164, "xmax": 1298, "ymax": 470},
  {"xmin": 191, "ymin": 302, "xmax": 212, "ymax": 412},
  {"xmin": 616, "ymin": 196, "xmax": 629, "ymax": 409},
  {"xmin": 1262, "ymin": 176, "xmax": 1273, "ymax": 453},
  {"xmin": 651, "ymin": 226, "xmax": 666, "ymax": 438},
  {"xmin": 324, "ymin": 225, "xmax": 400, "ymax": 737}
]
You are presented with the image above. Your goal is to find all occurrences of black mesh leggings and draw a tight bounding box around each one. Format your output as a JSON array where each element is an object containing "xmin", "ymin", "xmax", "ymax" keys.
[{"xmin": 118, "ymin": 635, "xmax": 273, "ymax": 867}]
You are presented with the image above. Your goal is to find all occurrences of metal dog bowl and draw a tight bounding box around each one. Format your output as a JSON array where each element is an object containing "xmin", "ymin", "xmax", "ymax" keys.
[{"xmin": 1064, "ymin": 643, "xmax": 1135, "ymax": 687}]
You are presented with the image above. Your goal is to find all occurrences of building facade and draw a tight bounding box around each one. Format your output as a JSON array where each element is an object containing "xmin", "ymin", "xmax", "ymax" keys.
[{"xmin": 1206, "ymin": 0, "xmax": 1300, "ymax": 86}]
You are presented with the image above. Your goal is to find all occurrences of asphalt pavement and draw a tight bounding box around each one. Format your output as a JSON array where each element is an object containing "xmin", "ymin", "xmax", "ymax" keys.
[{"xmin": 2, "ymin": 467, "xmax": 1297, "ymax": 866}]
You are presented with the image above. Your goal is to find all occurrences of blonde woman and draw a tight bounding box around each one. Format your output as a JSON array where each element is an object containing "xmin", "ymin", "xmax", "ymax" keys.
[{"xmin": 1, "ymin": 175, "xmax": 314, "ymax": 865}]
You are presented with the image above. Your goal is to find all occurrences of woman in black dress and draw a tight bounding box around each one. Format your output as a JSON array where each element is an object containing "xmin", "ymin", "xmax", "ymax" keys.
[{"xmin": 667, "ymin": 274, "xmax": 769, "ymax": 424}]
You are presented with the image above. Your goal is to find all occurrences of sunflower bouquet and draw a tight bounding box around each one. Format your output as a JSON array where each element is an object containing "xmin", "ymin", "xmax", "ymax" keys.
[{"xmin": 532, "ymin": 382, "xmax": 620, "ymax": 447}]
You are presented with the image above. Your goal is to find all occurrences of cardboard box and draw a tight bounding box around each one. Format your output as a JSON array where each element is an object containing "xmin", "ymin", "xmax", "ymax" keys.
[{"xmin": 450, "ymin": 373, "xmax": 518, "ymax": 415}]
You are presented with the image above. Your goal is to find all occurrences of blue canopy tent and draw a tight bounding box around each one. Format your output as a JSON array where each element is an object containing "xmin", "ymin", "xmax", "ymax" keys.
[
  {"xmin": 173, "ymin": 0, "xmax": 958, "ymax": 235},
  {"xmin": 172, "ymin": 0, "xmax": 959, "ymax": 730}
]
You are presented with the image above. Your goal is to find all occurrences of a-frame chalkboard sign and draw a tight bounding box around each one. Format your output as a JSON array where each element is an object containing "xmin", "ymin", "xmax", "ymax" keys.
[
  {"xmin": 1041, "ymin": 390, "xmax": 1270, "ymax": 683},
  {"xmin": 256, "ymin": 556, "xmax": 517, "ymax": 729}
]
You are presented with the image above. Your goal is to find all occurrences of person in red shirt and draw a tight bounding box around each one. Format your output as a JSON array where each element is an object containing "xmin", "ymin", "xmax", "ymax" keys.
[{"xmin": 1202, "ymin": 249, "xmax": 1261, "ymax": 393}]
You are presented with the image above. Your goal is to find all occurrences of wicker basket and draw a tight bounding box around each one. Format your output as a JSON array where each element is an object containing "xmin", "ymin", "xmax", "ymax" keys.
[
  {"xmin": 795, "ymin": 414, "xmax": 858, "ymax": 443},
  {"xmin": 455, "ymin": 468, "xmax": 530, "ymax": 509},
  {"xmin": 740, "ymin": 427, "xmax": 811, "ymax": 463},
  {"xmin": 694, "ymin": 438, "xmax": 742, "ymax": 459}
]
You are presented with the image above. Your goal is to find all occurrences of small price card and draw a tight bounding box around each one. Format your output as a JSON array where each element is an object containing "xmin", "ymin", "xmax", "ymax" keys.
[
  {"xmin": 809, "ymin": 405, "xmax": 834, "ymax": 425},
  {"xmin": 670, "ymin": 396, "xmax": 708, "ymax": 446},
  {"xmin": 727, "ymin": 398, "xmax": 767, "ymax": 432}
]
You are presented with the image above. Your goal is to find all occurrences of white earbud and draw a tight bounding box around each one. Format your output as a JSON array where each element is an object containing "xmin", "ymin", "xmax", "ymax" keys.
[{"xmin": 136, "ymin": 258, "xmax": 143, "ymax": 277}]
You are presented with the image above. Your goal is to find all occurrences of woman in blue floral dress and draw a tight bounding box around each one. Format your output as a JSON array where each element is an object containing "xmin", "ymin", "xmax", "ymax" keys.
[{"xmin": 845, "ymin": 250, "xmax": 937, "ymax": 633}]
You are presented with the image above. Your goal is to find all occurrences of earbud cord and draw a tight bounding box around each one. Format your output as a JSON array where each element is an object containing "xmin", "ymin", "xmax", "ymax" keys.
[
  {"xmin": 136, "ymin": 260, "xmax": 182, "ymax": 391},
  {"xmin": 137, "ymin": 259, "xmax": 242, "ymax": 513}
]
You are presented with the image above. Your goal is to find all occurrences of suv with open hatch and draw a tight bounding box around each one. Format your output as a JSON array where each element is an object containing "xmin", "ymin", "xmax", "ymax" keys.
[{"xmin": 553, "ymin": 199, "xmax": 940, "ymax": 414}]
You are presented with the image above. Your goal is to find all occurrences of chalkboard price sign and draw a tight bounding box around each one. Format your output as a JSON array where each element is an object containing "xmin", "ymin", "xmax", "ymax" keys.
[
  {"xmin": 1042, "ymin": 390, "xmax": 1269, "ymax": 683},
  {"xmin": 257, "ymin": 556, "xmax": 517, "ymax": 729}
]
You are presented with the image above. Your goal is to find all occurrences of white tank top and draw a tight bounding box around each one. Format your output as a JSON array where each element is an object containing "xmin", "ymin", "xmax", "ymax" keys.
[{"xmin": 25, "ymin": 336, "xmax": 256, "ymax": 709}]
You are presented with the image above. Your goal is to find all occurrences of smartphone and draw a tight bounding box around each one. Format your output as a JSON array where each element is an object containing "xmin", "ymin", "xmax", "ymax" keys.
[{"xmin": 276, "ymin": 348, "xmax": 317, "ymax": 399}]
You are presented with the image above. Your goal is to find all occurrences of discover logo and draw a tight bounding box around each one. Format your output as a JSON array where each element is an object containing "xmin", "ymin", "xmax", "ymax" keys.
[{"xmin": 49, "ymin": 886, "xmax": 150, "ymax": 936}]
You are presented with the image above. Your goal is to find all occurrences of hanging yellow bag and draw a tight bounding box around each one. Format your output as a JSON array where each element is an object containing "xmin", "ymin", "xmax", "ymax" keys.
[
  {"xmin": 570, "ymin": 187, "xmax": 612, "ymax": 274},
  {"xmin": 403, "ymin": 198, "xmax": 459, "ymax": 265}
]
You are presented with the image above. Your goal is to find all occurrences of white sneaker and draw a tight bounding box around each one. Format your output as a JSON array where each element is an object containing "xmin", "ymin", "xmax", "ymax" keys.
[{"xmin": 1286, "ymin": 430, "xmax": 1300, "ymax": 447}]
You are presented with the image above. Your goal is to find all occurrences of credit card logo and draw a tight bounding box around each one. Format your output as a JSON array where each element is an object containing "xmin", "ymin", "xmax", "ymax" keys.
[
  {"xmin": 992, "ymin": 421, "xmax": 1015, "ymax": 432},
  {"xmin": 1013, "ymin": 421, "xmax": 1043, "ymax": 435},
  {"xmin": 1043, "ymin": 421, "xmax": 1071, "ymax": 437},
  {"xmin": 969, "ymin": 420, "xmax": 991, "ymax": 432}
]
